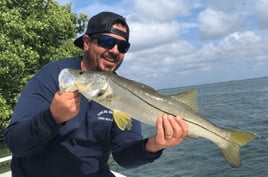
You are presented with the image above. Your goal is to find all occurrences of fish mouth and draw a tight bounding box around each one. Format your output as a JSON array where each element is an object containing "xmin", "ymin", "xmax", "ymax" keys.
[{"xmin": 59, "ymin": 69, "xmax": 76, "ymax": 92}]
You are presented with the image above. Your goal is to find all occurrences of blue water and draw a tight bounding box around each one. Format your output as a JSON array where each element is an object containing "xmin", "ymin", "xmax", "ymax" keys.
[{"xmin": 111, "ymin": 76, "xmax": 268, "ymax": 177}]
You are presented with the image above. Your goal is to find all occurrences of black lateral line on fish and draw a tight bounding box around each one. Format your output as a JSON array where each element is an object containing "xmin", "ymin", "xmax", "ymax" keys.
[{"xmin": 112, "ymin": 79, "xmax": 238, "ymax": 145}]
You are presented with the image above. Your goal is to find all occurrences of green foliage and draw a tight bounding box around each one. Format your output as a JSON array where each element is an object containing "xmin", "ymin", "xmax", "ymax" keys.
[{"xmin": 0, "ymin": 0, "xmax": 87, "ymax": 132}]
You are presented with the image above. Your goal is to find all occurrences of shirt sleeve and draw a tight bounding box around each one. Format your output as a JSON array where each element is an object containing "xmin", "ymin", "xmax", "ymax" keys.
[
  {"xmin": 111, "ymin": 119, "xmax": 162, "ymax": 168},
  {"xmin": 4, "ymin": 69, "xmax": 61, "ymax": 157}
]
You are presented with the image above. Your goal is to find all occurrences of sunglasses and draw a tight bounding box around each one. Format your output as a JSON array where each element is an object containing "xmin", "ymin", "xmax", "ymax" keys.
[{"xmin": 91, "ymin": 34, "xmax": 130, "ymax": 54}]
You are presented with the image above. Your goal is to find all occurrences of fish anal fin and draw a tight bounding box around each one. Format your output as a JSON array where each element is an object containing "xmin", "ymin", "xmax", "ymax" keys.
[
  {"xmin": 171, "ymin": 89, "xmax": 198, "ymax": 113},
  {"xmin": 113, "ymin": 110, "xmax": 132, "ymax": 131}
]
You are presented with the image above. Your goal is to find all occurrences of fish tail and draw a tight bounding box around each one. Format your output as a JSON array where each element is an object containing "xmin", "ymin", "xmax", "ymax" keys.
[{"xmin": 220, "ymin": 130, "xmax": 256, "ymax": 168}]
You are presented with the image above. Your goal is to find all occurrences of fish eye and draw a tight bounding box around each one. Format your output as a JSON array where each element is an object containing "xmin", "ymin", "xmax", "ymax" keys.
[{"xmin": 79, "ymin": 71, "xmax": 84, "ymax": 75}]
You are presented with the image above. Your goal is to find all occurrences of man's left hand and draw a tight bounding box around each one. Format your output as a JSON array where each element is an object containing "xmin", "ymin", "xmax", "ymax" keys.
[{"xmin": 145, "ymin": 114, "xmax": 188, "ymax": 153}]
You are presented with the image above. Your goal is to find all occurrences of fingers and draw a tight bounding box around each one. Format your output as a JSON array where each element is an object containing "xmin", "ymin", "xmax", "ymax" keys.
[
  {"xmin": 66, "ymin": 91, "xmax": 80, "ymax": 104},
  {"xmin": 156, "ymin": 116, "xmax": 165, "ymax": 141},
  {"xmin": 59, "ymin": 90, "xmax": 79, "ymax": 99},
  {"xmin": 50, "ymin": 91, "xmax": 81, "ymax": 123},
  {"xmin": 162, "ymin": 114, "xmax": 188, "ymax": 140},
  {"xmin": 175, "ymin": 116, "xmax": 188, "ymax": 138},
  {"xmin": 145, "ymin": 114, "xmax": 188, "ymax": 153},
  {"xmin": 162, "ymin": 114, "xmax": 174, "ymax": 140},
  {"xmin": 156, "ymin": 115, "xmax": 173, "ymax": 140},
  {"xmin": 168, "ymin": 116, "xmax": 187, "ymax": 143},
  {"xmin": 160, "ymin": 114, "xmax": 188, "ymax": 143}
]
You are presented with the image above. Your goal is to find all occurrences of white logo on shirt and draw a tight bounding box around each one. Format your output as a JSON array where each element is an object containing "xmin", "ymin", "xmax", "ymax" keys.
[{"xmin": 97, "ymin": 109, "xmax": 113, "ymax": 122}]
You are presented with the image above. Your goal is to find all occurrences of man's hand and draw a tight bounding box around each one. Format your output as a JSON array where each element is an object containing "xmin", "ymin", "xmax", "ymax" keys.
[
  {"xmin": 145, "ymin": 114, "xmax": 188, "ymax": 153},
  {"xmin": 50, "ymin": 91, "xmax": 80, "ymax": 124}
]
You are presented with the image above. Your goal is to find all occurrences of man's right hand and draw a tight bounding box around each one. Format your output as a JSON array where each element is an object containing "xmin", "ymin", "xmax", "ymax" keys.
[{"xmin": 50, "ymin": 91, "xmax": 80, "ymax": 124}]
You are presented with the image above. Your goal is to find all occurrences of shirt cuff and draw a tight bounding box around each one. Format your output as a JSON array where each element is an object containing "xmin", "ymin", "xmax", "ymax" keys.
[{"xmin": 141, "ymin": 138, "xmax": 163, "ymax": 162}]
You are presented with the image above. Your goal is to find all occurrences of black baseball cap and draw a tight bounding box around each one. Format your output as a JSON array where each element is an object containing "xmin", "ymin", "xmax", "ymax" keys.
[{"xmin": 74, "ymin": 11, "xmax": 130, "ymax": 49}]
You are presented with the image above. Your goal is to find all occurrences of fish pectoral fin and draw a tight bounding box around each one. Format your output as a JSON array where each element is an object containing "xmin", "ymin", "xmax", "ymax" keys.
[
  {"xmin": 171, "ymin": 88, "xmax": 199, "ymax": 113},
  {"xmin": 113, "ymin": 110, "xmax": 132, "ymax": 131}
]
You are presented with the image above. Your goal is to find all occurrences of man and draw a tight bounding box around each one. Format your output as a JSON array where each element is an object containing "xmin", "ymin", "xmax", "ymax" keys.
[{"xmin": 4, "ymin": 11, "xmax": 188, "ymax": 177}]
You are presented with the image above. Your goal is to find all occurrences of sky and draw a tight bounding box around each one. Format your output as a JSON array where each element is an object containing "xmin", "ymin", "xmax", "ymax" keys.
[{"xmin": 57, "ymin": 0, "xmax": 268, "ymax": 89}]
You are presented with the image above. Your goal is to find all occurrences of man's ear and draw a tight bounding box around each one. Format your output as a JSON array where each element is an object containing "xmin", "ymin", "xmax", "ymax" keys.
[{"xmin": 82, "ymin": 34, "xmax": 90, "ymax": 50}]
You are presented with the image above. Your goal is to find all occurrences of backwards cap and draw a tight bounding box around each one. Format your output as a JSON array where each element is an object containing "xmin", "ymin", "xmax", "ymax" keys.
[{"xmin": 74, "ymin": 11, "xmax": 129, "ymax": 49}]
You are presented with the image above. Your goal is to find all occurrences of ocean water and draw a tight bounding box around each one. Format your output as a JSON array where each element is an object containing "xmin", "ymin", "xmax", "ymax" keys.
[{"xmin": 111, "ymin": 76, "xmax": 268, "ymax": 177}]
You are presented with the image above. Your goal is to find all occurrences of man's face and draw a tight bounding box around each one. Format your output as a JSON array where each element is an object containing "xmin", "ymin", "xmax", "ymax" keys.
[{"xmin": 82, "ymin": 24, "xmax": 128, "ymax": 72}]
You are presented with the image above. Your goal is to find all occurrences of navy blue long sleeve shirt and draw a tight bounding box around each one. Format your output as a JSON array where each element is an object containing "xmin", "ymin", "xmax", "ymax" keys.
[{"xmin": 4, "ymin": 57, "xmax": 162, "ymax": 177}]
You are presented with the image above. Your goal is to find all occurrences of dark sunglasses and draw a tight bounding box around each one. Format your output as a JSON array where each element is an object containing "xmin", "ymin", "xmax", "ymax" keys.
[{"xmin": 91, "ymin": 34, "xmax": 130, "ymax": 54}]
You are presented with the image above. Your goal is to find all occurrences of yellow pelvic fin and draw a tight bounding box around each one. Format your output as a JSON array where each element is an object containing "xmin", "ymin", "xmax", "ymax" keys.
[
  {"xmin": 113, "ymin": 110, "xmax": 132, "ymax": 131},
  {"xmin": 170, "ymin": 88, "xmax": 198, "ymax": 113}
]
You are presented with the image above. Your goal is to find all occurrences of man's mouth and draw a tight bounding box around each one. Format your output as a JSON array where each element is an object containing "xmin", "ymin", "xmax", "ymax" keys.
[{"xmin": 103, "ymin": 56, "xmax": 117, "ymax": 63}]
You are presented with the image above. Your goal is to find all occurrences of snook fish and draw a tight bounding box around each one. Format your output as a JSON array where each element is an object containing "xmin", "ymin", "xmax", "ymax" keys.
[{"xmin": 58, "ymin": 68, "xmax": 255, "ymax": 168}]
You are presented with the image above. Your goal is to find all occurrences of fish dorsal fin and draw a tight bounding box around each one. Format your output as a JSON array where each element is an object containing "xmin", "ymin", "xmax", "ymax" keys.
[
  {"xmin": 171, "ymin": 88, "xmax": 199, "ymax": 113},
  {"xmin": 113, "ymin": 110, "xmax": 132, "ymax": 130}
]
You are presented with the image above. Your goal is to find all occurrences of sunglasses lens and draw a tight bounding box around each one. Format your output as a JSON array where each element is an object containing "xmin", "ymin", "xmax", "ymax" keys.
[
  {"xmin": 95, "ymin": 35, "xmax": 130, "ymax": 53},
  {"xmin": 118, "ymin": 41, "xmax": 130, "ymax": 53},
  {"xmin": 98, "ymin": 35, "xmax": 115, "ymax": 49}
]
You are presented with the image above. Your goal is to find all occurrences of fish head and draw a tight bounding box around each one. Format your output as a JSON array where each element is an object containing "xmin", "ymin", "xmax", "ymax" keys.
[
  {"xmin": 58, "ymin": 68, "xmax": 108, "ymax": 99},
  {"xmin": 59, "ymin": 68, "xmax": 77, "ymax": 92}
]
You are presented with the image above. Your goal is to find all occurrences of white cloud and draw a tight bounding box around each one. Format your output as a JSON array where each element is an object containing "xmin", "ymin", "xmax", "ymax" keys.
[
  {"xmin": 128, "ymin": 21, "xmax": 180, "ymax": 51},
  {"xmin": 118, "ymin": 40, "xmax": 196, "ymax": 83},
  {"xmin": 129, "ymin": 0, "xmax": 192, "ymax": 22},
  {"xmin": 256, "ymin": 0, "xmax": 268, "ymax": 28},
  {"xmin": 218, "ymin": 31, "xmax": 268, "ymax": 66},
  {"xmin": 206, "ymin": 0, "xmax": 235, "ymax": 11},
  {"xmin": 198, "ymin": 8, "xmax": 244, "ymax": 40},
  {"xmin": 206, "ymin": 0, "xmax": 256, "ymax": 15},
  {"xmin": 219, "ymin": 31, "xmax": 261, "ymax": 52}
]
